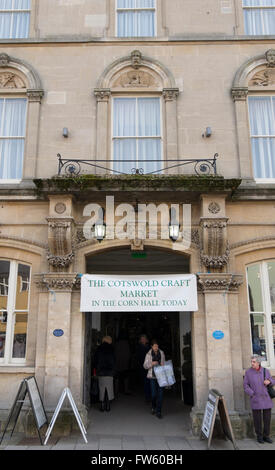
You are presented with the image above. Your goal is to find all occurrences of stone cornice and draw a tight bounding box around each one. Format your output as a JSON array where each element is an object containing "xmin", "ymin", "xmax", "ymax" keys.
[{"xmin": 2, "ymin": 35, "xmax": 275, "ymax": 45}]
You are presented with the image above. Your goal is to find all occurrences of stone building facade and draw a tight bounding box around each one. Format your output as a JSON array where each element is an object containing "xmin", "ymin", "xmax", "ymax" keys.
[{"xmin": 0, "ymin": 0, "xmax": 275, "ymax": 438}]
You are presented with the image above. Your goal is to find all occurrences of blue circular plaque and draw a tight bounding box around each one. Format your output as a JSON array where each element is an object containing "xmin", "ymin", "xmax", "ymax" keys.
[
  {"xmin": 213, "ymin": 330, "xmax": 224, "ymax": 340},
  {"xmin": 53, "ymin": 329, "xmax": 64, "ymax": 337}
]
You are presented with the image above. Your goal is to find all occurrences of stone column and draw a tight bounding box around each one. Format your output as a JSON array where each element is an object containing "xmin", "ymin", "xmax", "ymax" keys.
[
  {"xmin": 163, "ymin": 88, "xmax": 179, "ymax": 174},
  {"xmin": 94, "ymin": 88, "xmax": 111, "ymax": 173},
  {"xmin": 228, "ymin": 274, "xmax": 245, "ymax": 411}
]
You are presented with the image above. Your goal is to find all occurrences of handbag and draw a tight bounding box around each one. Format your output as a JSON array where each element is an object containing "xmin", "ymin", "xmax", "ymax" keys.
[{"xmin": 264, "ymin": 368, "xmax": 275, "ymax": 399}]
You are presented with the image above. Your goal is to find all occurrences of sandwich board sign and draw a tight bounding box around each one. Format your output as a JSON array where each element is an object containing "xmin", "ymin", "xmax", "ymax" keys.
[
  {"xmin": 44, "ymin": 387, "xmax": 88, "ymax": 445},
  {"xmin": 0, "ymin": 376, "xmax": 48, "ymax": 445},
  {"xmin": 201, "ymin": 389, "xmax": 238, "ymax": 450}
]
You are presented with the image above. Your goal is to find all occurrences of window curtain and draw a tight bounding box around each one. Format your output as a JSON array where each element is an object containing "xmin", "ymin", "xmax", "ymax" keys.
[
  {"xmin": 243, "ymin": 0, "xmax": 275, "ymax": 34},
  {"xmin": 117, "ymin": 0, "xmax": 155, "ymax": 37},
  {"xmin": 0, "ymin": 0, "xmax": 30, "ymax": 39},
  {"xmin": 248, "ymin": 96, "xmax": 275, "ymax": 179},
  {"xmin": 113, "ymin": 97, "xmax": 161, "ymax": 174},
  {"xmin": 0, "ymin": 98, "xmax": 27, "ymax": 180}
]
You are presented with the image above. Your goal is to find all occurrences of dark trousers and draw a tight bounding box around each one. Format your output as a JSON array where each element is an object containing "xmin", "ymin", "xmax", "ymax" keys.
[
  {"xmin": 252, "ymin": 409, "xmax": 272, "ymax": 438},
  {"xmin": 150, "ymin": 379, "xmax": 163, "ymax": 415}
]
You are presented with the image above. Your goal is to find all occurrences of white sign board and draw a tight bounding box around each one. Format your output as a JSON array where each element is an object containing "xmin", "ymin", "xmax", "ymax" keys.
[
  {"xmin": 80, "ymin": 274, "xmax": 198, "ymax": 312},
  {"xmin": 44, "ymin": 388, "xmax": 87, "ymax": 445}
]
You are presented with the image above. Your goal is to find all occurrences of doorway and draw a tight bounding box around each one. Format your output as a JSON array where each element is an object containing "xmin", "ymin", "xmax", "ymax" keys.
[
  {"xmin": 83, "ymin": 247, "xmax": 194, "ymax": 425},
  {"xmin": 84, "ymin": 310, "xmax": 193, "ymax": 408}
]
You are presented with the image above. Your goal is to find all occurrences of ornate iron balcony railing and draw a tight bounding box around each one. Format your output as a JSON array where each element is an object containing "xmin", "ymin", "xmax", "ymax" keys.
[{"xmin": 57, "ymin": 153, "xmax": 218, "ymax": 177}]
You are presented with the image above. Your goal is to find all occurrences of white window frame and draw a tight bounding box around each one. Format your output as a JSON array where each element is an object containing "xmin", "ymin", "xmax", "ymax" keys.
[
  {"xmin": 0, "ymin": 97, "xmax": 28, "ymax": 184},
  {"xmin": 111, "ymin": 95, "xmax": 163, "ymax": 174},
  {"xmin": 0, "ymin": 260, "xmax": 31, "ymax": 365},
  {"xmin": 243, "ymin": 0, "xmax": 275, "ymax": 35},
  {"xmin": 116, "ymin": 0, "xmax": 157, "ymax": 37},
  {"xmin": 246, "ymin": 260, "xmax": 275, "ymax": 368},
  {"xmin": 247, "ymin": 94, "xmax": 275, "ymax": 183},
  {"xmin": 0, "ymin": 0, "xmax": 31, "ymax": 39}
]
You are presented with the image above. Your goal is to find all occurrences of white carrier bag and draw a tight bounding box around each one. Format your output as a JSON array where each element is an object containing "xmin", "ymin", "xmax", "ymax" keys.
[{"xmin": 153, "ymin": 360, "xmax": 176, "ymax": 388}]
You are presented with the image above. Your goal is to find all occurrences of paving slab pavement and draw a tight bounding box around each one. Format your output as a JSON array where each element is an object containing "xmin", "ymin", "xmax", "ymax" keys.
[{"xmin": 1, "ymin": 391, "xmax": 274, "ymax": 452}]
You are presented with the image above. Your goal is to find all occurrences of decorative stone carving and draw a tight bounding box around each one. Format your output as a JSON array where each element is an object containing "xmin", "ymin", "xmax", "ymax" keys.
[
  {"xmin": 47, "ymin": 217, "xmax": 75, "ymax": 272},
  {"xmin": 0, "ymin": 53, "xmax": 10, "ymax": 67},
  {"xmin": 231, "ymin": 87, "xmax": 248, "ymax": 102},
  {"xmin": 197, "ymin": 273, "xmax": 243, "ymax": 292},
  {"xmin": 35, "ymin": 273, "xmax": 77, "ymax": 292},
  {"xmin": 47, "ymin": 251, "xmax": 74, "ymax": 269},
  {"xmin": 0, "ymin": 72, "xmax": 25, "ymax": 89},
  {"xmin": 208, "ymin": 202, "xmax": 221, "ymax": 214},
  {"xmin": 249, "ymin": 68, "xmax": 275, "ymax": 87},
  {"xmin": 94, "ymin": 88, "xmax": 111, "ymax": 102},
  {"xmin": 266, "ymin": 49, "xmax": 275, "ymax": 68},
  {"xmin": 200, "ymin": 217, "xmax": 229, "ymax": 269},
  {"xmin": 162, "ymin": 88, "xmax": 179, "ymax": 101},
  {"xmin": 229, "ymin": 274, "xmax": 244, "ymax": 292},
  {"xmin": 131, "ymin": 50, "xmax": 142, "ymax": 69},
  {"xmin": 55, "ymin": 202, "xmax": 66, "ymax": 214},
  {"xmin": 191, "ymin": 229, "xmax": 200, "ymax": 247},
  {"xmin": 113, "ymin": 70, "xmax": 156, "ymax": 88},
  {"xmin": 131, "ymin": 238, "xmax": 144, "ymax": 251}
]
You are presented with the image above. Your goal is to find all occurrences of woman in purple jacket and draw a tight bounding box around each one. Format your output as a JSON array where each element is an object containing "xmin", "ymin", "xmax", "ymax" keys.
[{"xmin": 244, "ymin": 355, "xmax": 275, "ymax": 444}]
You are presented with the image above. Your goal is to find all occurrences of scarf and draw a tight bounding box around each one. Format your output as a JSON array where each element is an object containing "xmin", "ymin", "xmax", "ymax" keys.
[{"xmin": 151, "ymin": 349, "xmax": 161, "ymax": 378}]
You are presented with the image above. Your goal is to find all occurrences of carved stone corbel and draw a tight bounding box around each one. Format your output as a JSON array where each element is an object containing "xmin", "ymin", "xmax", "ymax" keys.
[
  {"xmin": 46, "ymin": 217, "xmax": 75, "ymax": 272},
  {"xmin": 200, "ymin": 217, "xmax": 229, "ymax": 270}
]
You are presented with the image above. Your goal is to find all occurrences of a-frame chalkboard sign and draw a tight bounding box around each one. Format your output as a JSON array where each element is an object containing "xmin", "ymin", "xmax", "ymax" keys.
[
  {"xmin": 0, "ymin": 376, "xmax": 48, "ymax": 445},
  {"xmin": 200, "ymin": 389, "xmax": 238, "ymax": 450}
]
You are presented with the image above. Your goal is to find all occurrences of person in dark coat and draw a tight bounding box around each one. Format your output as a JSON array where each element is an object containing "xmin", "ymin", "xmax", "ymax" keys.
[
  {"xmin": 244, "ymin": 354, "xmax": 275, "ymax": 443},
  {"xmin": 114, "ymin": 329, "xmax": 131, "ymax": 395},
  {"xmin": 137, "ymin": 334, "xmax": 151, "ymax": 402},
  {"xmin": 94, "ymin": 336, "xmax": 115, "ymax": 412}
]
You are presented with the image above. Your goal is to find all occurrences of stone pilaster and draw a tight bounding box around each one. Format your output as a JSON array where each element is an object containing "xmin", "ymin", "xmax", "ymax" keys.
[
  {"xmin": 197, "ymin": 273, "xmax": 236, "ymax": 410},
  {"xmin": 35, "ymin": 273, "xmax": 77, "ymax": 408},
  {"xmin": 94, "ymin": 88, "xmax": 111, "ymax": 169}
]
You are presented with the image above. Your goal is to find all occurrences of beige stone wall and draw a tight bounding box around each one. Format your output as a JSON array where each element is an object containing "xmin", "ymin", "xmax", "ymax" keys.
[
  {"xmin": 0, "ymin": 42, "xmax": 274, "ymax": 180},
  {"xmin": 32, "ymin": 0, "xmax": 244, "ymax": 39}
]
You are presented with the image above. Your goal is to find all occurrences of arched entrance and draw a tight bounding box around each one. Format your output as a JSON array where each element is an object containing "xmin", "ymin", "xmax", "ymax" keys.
[{"xmin": 83, "ymin": 246, "xmax": 194, "ymax": 430}]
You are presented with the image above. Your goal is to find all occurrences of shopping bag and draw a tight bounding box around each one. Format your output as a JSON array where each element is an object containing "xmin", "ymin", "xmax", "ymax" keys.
[{"xmin": 154, "ymin": 360, "xmax": 176, "ymax": 388}]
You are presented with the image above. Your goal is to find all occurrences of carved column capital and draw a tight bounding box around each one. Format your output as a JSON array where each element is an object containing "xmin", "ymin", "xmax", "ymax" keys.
[
  {"xmin": 231, "ymin": 87, "xmax": 248, "ymax": 102},
  {"xmin": 197, "ymin": 273, "xmax": 244, "ymax": 293},
  {"xmin": 162, "ymin": 88, "xmax": 179, "ymax": 101},
  {"xmin": 26, "ymin": 89, "xmax": 44, "ymax": 103},
  {"xmin": 34, "ymin": 273, "xmax": 78, "ymax": 293},
  {"xmin": 94, "ymin": 88, "xmax": 111, "ymax": 102}
]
